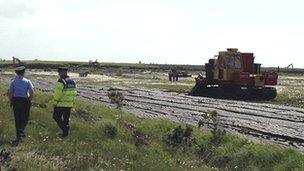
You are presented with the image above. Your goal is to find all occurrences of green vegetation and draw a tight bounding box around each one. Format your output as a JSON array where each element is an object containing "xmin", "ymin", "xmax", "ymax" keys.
[
  {"xmin": 274, "ymin": 86, "xmax": 304, "ymax": 108},
  {"xmin": 270, "ymin": 74, "xmax": 304, "ymax": 108},
  {"xmin": 1, "ymin": 85, "xmax": 304, "ymax": 170},
  {"xmin": 107, "ymin": 91, "xmax": 125, "ymax": 110},
  {"xmin": 0, "ymin": 60, "xmax": 203, "ymax": 71}
]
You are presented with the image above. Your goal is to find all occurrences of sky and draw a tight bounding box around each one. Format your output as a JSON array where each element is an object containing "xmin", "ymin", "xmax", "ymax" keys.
[{"xmin": 0, "ymin": 0, "xmax": 304, "ymax": 67}]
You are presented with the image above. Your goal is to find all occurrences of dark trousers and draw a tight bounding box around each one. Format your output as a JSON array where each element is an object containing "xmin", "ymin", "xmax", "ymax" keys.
[
  {"xmin": 12, "ymin": 97, "xmax": 31, "ymax": 140},
  {"xmin": 53, "ymin": 107, "xmax": 71, "ymax": 134}
]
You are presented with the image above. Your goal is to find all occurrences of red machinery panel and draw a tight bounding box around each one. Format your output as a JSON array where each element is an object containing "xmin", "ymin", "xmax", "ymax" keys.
[
  {"xmin": 234, "ymin": 72, "xmax": 251, "ymax": 85},
  {"xmin": 264, "ymin": 71, "xmax": 278, "ymax": 85},
  {"xmin": 241, "ymin": 53, "xmax": 254, "ymax": 74}
]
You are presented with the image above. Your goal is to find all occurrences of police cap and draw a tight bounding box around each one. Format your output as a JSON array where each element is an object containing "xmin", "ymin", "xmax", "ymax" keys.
[
  {"xmin": 57, "ymin": 66, "xmax": 69, "ymax": 72},
  {"xmin": 15, "ymin": 66, "xmax": 26, "ymax": 71}
]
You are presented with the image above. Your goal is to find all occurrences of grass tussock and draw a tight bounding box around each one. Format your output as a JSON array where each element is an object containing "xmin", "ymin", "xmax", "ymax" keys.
[{"xmin": 0, "ymin": 85, "xmax": 304, "ymax": 170}]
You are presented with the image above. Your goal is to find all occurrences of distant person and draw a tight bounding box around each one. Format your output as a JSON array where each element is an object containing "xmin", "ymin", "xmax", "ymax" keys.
[
  {"xmin": 171, "ymin": 68, "xmax": 178, "ymax": 81},
  {"xmin": 8, "ymin": 66, "xmax": 34, "ymax": 142},
  {"xmin": 169, "ymin": 68, "xmax": 178, "ymax": 81},
  {"xmin": 53, "ymin": 67, "xmax": 77, "ymax": 137}
]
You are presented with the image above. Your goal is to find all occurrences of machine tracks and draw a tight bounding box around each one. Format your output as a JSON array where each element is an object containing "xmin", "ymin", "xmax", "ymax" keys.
[
  {"xmin": 78, "ymin": 86, "xmax": 304, "ymax": 151},
  {"xmin": 1, "ymin": 76, "xmax": 304, "ymax": 151}
]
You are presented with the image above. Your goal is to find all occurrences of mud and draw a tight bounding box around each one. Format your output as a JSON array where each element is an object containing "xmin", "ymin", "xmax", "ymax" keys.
[{"xmin": 1, "ymin": 74, "xmax": 304, "ymax": 151}]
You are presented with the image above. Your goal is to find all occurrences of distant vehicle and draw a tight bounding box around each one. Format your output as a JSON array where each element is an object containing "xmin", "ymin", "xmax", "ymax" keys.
[
  {"xmin": 89, "ymin": 60, "xmax": 100, "ymax": 68},
  {"xmin": 286, "ymin": 63, "xmax": 294, "ymax": 69},
  {"xmin": 12, "ymin": 56, "xmax": 26, "ymax": 66},
  {"xmin": 189, "ymin": 48, "xmax": 278, "ymax": 100},
  {"xmin": 168, "ymin": 67, "xmax": 191, "ymax": 81}
]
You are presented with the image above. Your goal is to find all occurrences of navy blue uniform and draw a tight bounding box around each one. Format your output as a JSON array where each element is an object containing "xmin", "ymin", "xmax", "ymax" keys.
[{"xmin": 10, "ymin": 76, "xmax": 34, "ymax": 140}]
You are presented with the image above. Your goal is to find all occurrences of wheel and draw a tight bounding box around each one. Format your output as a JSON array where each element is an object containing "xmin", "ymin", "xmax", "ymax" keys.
[
  {"xmin": 222, "ymin": 86, "xmax": 250, "ymax": 100},
  {"xmin": 261, "ymin": 87, "xmax": 277, "ymax": 100},
  {"xmin": 251, "ymin": 88, "xmax": 263, "ymax": 100}
]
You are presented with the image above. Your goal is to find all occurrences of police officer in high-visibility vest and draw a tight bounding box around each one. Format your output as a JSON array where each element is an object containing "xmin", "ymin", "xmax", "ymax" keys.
[
  {"xmin": 53, "ymin": 67, "xmax": 77, "ymax": 137},
  {"xmin": 8, "ymin": 66, "xmax": 34, "ymax": 142}
]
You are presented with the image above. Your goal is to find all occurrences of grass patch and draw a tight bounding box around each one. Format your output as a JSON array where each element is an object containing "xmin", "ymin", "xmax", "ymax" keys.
[
  {"xmin": 273, "ymin": 86, "xmax": 304, "ymax": 108},
  {"xmin": 0, "ymin": 85, "xmax": 304, "ymax": 170},
  {"xmin": 0, "ymin": 60, "xmax": 203, "ymax": 72},
  {"xmin": 269, "ymin": 74, "xmax": 304, "ymax": 108}
]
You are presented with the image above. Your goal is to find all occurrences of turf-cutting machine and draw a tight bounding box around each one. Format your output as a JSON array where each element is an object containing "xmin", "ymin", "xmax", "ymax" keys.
[{"xmin": 189, "ymin": 48, "xmax": 278, "ymax": 100}]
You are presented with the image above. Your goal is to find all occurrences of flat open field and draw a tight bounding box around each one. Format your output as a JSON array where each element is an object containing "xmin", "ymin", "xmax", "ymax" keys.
[{"xmin": 1, "ymin": 65, "xmax": 304, "ymax": 152}]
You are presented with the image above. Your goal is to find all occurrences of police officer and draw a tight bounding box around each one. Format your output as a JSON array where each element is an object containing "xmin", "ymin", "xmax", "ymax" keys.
[
  {"xmin": 53, "ymin": 67, "xmax": 77, "ymax": 137},
  {"xmin": 8, "ymin": 66, "xmax": 34, "ymax": 142}
]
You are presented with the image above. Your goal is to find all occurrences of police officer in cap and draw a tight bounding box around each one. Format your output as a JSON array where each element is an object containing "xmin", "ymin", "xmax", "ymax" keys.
[
  {"xmin": 53, "ymin": 66, "xmax": 77, "ymax": 137},
  {"xmin": 8, "ymin": 66, "xmax": 34, "ymax": 142}
]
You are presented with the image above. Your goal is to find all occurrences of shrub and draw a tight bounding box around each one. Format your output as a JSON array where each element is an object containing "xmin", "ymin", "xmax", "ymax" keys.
[
  {"xmin": 197, "ymin": 110, "xmax": 226, "ymax": 163},
  {"xmin": 107, "ymin": 91, "xmax": 124, "ymax": 110},
  {"xmin": 164, "ymin": 125, "xmax": 196, "ymax": 148},
  {"xmin": 104, "ymin": 124, "xmax": 117, "ymax": 139},
  {"xmin": 198, "ymin": 110, "xmax": 224, "ymax": 136},
  {"xmin": 133, "ymin": 129, "xmax": 149, "ymax": 147}
]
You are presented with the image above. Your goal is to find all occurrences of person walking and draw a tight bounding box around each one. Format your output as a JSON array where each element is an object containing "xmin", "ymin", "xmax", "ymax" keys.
[
  {"xmin": 53, "ymin": 67, "xmax": 77, "ymax": 137},
  {"xmin": 8, "ymin": 66, "xmax": 34, "ymax": 142}
]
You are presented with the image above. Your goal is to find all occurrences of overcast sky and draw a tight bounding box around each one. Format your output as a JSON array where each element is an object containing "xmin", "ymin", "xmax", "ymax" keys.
[{"xmin": 0, "ymin": 0, "xmax": 304, "ymax": 67}]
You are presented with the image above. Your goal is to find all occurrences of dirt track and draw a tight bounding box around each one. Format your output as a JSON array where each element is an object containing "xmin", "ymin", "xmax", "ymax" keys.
[{"xmin": 1, "ymin": 75, "xmax": 304, "ymax": 151}]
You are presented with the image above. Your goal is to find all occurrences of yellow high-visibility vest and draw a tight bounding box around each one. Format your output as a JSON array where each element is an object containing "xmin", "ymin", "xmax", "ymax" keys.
[{"xmin": 53, "ymin": 77, "xmax": 77, "ymax": 108}]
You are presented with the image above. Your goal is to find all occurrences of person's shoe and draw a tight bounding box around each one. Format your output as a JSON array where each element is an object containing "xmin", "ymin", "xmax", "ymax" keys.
[
  {"xmin": 11, "ymin": 138, "xmax": 22, "ymax": 146},
  {"xmin": 61, "ymin": 131, "xmax": 69, "ymax": 138},
  {"xmin": 20, "ymin": 134, "xmax": 26, "ymax": 139},
  {"xmin": 11, "ymin": 140, "xmax": 19, "ymax": 147}
]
